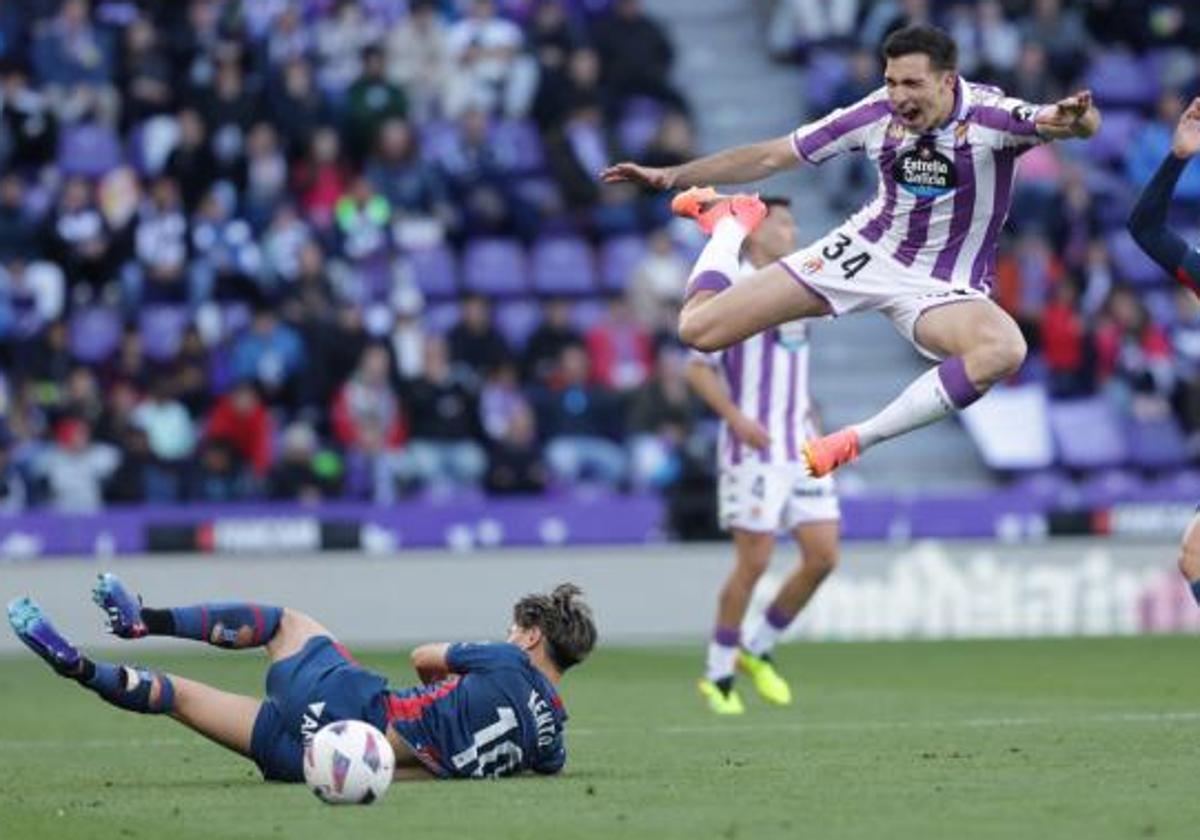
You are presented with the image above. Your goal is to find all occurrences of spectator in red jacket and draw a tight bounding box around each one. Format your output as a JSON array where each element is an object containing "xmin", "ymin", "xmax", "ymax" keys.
[
  {"xmin": 1040, "ymin": 280, "xmax": 1091, "ymax": 397},
  {"xmin": 585, "ymin": 298, "xmax": 653, "ymax": 391},
  {"xmin": 1094, "ymin": 287, "xmax": 1175, "ymax": 403},
  {"xmin": 205, "ymin": 381, "xmax": 274, "ymax": 476},
  {"xmin": 331, "ymin": 344, "xmax": 407, "ymax": 450}
]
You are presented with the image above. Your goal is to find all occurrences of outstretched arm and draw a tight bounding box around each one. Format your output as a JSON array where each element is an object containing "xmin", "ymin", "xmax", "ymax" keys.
[
  {"xmin": 1035, "ymin": 90, "xmax": 1101, "ymax": 140},
  {"xmin": 601, "ymin": 135, "xmax": 800, "ymax": 191},
  {"xmin": 1128, "ymin": 96, "xmax": 1200, "ymax": 294}
]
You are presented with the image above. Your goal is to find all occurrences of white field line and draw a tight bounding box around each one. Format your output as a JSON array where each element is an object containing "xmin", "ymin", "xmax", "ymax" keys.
[{"xmin": 3, "ymin": 711, "xmax": 1198, "ymax": 750}]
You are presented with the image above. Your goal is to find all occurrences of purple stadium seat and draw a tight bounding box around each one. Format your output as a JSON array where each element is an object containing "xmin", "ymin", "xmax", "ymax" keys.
[
  {"xmin": 599, "ymin": 235, "xmax": 648, "ymax": 293},
  {"xmin": 1006, "ymin": 469, "xmax": 1075, "ymax": 503},
  {"xmin": 495, "ymin": 298, "xmax": 542, "ymax": 349},
  {"xmin": 69, "ymin": 306, "xmax": 122, "ymax": 363},
  {"xmin": 530, "ymin": 236, "xmax": 596, "ymax": 296},
  {"xmin": 1154, "ymin": 469, "xmax": 1200, "ymax": 497},
  {"xmin": 1109, "ymin": 229, "xmax": 1169, "ymax": 287},
  {"xmin": 489, "ymin": 119, "xmax": 546, "ymax": 175},
  {"xmin": 1127, "ymin": 414, "xmax": 1189, "ymax": 470},
  {"xmin": 221, "ymin": 303, "xmax": 252, "ymax": 339},
  {"xmin": 1083, "ymin": 110, "xmax": 1142, "ymax": 167},
  {"xmin": 805, "ymin": 51, "xmax": 851, "ymax": 114},
  {"xmin": 1142, "ymin": 290, "xmax": 1178, "ymax": 329},
  {"xmin": 418, "ymin": 120, "xmax": 461, "ymax": 167},
  {"xmin": 139, "ymin": 305, "xmax": 189, "ymax": 362},
  {"xmin": 209, "ymin": 345, "xmax": 234, "ymax": 393},
  {"xmin": 1076, "ymin": 468, "xmax": 1148, "ymax": 506},
  {"xmin": 569, "ymin": 298, "xmax": 608, "ymax": 333},
  {"xmin": 57, "ymin": 123, "xmax": 123, "ymax": 178},
  {"xmin": 424, "ymin": 301, "xmax": 462, "ymax": 334},
  {"xmin": 407, "ymin": 245, "xmax": 458, "ymax": 300},
  {"xmin": 1086, "ymin": 50, "xmax": 1160, "ymax": 109},
  {"xmin": 462, "ymin": 238, "xmax": 528, "ymax": 297},
  {"xmin": 617, "ymin": 97, "xmax": 665, "ymax": 157},
  {"xmin": 1049, "ymin": 397, "xmax": 1128, "ymax": 469}
]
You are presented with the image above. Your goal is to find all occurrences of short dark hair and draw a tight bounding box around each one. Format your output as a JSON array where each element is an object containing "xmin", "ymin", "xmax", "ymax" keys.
[
  {"xmin": 512, "ymin": 583, "xmax": 597, "ymax": 672},
  {"xmin": 882, "ymin": 25, "xmax": 957, "ymax": 73},
  {"xmin": 760, "ymin": 195, "xmax": 792, "ymax": 209}
]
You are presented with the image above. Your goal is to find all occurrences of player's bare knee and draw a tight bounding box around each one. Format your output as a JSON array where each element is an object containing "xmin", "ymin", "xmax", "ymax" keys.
[
  {"xmin": 266, "ymin": 608, "xmax": 329, "ymax": 660},
  {"xmin": 970, "ymin": 326, "xmax": 1026, "ymax": 385}
]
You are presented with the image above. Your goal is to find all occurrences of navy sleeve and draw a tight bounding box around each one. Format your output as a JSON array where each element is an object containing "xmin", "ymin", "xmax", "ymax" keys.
[
  {"xmin": 532, "ymin": 739, "xmax": 566, "ymax": 775},
  {"xmin": 1128, "ymin": 153, "xmax": 1200, "ymax": 293},
  {"xmin": 445, "ymin": 642, "xmax": 526, "ymax": 674}
]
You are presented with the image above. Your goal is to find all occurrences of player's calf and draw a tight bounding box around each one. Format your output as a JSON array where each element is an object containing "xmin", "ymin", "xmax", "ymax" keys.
[
  {"xmin": 9, "ymin": 595, "xmax": 174, "ymax": 714},
  {"xmin": 94, "ymin": 573, "xmax": 285, "ymax": 649}
]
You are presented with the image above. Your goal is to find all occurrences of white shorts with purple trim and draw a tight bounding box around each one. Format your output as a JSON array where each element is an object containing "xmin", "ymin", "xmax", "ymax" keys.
[
  {"xmin": 718, "ymin": 461, "xmax": 839, "ymax": 534},
  {"xmin": 778, "ymin": 225, "xmax": 990, "ymax": 361}
]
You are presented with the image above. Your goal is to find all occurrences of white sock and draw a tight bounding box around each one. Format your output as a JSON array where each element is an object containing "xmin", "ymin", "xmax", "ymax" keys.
[
  {"xmin": 744, "ymin": 604, "xmax": 792, "ymax": 657},
  {"xmin": 851, "ymin": 356, "xmax": 982, "ymax": 451},
  {"xmin": 685, "ymin": 216, "xmax": 747, "ymax": 294},
  {"xmin": 705, "ymin": 625, "xmax": 741, "ymax": 682}
]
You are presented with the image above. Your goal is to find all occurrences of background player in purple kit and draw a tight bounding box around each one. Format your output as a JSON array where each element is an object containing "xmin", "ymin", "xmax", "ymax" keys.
[
  {"xmin": 8, "ymin": 574, "xmax": 596, "ymax": 781},
  {"xmin": 685, "ymin": 197, "xmax": 840, "ymax": 714},
  {"xmin": 604, "ymin": 24, "xmax": 1100, "ymax": 480},
  {"xmin": 1128, "ymin": 96, "xmax": 1200, "ymax": 607}
]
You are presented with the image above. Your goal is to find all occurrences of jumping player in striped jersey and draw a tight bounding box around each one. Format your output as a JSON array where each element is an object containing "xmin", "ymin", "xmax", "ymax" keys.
[
  {"xmin": 8, "ymin": 574, "xmax": 595, "ymax": 781},
  {"xmin": 686, "ymin": 197, "xmax": 840, "ymax": 714},
  {"xmin": 1128, "ymin": 96, "xmax": 1200, "ymax": 605},
  {"xmin": 603, "ymin": 24, "xmax": 1101, "ymax": 478}
]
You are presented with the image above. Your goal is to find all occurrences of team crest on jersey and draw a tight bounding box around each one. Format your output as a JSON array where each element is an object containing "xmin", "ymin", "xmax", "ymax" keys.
[
  {"xmin": 893, "ymin": 142, "xmax": 956, "ymax": 197},
  {"xmin": 887, "ymin": 120, "xmax": 907, "ymax": 141},
  {"xmin": 800, "ymin": 255, "xmax": 824, "ymax": 274},
  {"xmin": 954, "ymin": 120, "xmax": 969, "ymax": 145},
  {"xmin": 1011, "ymin": 103, "xmax": 1037, "ymax": 123}
]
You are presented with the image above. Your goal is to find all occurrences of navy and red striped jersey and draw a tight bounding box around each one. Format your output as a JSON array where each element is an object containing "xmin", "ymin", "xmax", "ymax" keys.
[{"xmin": 384, "ymin": 642, "xmax": 567, "ymax": 779}]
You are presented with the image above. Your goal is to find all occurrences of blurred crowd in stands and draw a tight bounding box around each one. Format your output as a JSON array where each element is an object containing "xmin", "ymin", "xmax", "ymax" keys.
[
  {"xmin": 3, "ymin": 0, "xmax": 1200, "ymax": 514},
  {"xmin": 0, "ymin": 0, "xmax": 708, "ymax": 512}
]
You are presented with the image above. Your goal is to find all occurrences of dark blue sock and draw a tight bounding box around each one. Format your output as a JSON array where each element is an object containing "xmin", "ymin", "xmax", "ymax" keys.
[
  {"xmin": 142, "ymin": 603, "xmax": 283, "ymax": 648},
  {"xmin": 1191, "ymin": 580, "xmax": 1200, "ymax": 606},
  {"xmin": 80, "ymin": 660, "xmax": 174, "ymax": 714}
]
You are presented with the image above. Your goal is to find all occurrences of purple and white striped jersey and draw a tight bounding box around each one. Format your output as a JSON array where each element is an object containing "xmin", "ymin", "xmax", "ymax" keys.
[
  {"xmin": 791, "ymin": 78, "xmax": 1045, "ymax": 291},
  {"xmin": 697, "ymin": 273, "xmax": 815, "ymax": 468}
]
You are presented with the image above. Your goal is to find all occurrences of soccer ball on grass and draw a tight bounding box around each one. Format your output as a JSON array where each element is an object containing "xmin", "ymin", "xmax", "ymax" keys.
[{"xmin": 303, "ymin": 720, "xmax": 395, "ymax": 805}]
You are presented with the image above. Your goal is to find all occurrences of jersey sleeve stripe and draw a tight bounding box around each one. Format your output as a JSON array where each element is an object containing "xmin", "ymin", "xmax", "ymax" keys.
[
  {"xmin": 784, "ymin": 350, "xmax": 799, "ymax": 461},
  {"xmin": 969, "ymin": 105, "xmax": 1039, "ymax": 137},
  {"xmin": 755, "ymin": 329, "xmax": 775, "ymax": 464},
  {"xmin": 793, "ymin": 100, "xmax": 892, "ymax": 162},
  {"xmin": 684, "ymin": 269, "xmax": 732, "ymax": 301},
  {"xmin": 721, "ymin": 343, "xmax": 745, "ymax": 464}
]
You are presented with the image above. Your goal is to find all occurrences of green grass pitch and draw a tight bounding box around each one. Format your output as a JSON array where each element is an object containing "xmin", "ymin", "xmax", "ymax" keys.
[{"xmin": 1, "ymin": 636, "xmax": 1198, "ymax": 839}]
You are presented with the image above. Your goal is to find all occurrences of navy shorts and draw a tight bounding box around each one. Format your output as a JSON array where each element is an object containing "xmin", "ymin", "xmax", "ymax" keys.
[{"xmin": 249, "ymin": 635, "xmax": 389, "ymax": 782}]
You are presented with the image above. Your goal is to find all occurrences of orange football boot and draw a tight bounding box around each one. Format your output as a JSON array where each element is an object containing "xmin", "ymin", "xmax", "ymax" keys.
[
  {"xmin": 802, "ymin": 428, "xmax": 861, "ymax": 478},
  {"xmin": 671, "ymin": 187, "xmax": 767, "ymax": 235}
]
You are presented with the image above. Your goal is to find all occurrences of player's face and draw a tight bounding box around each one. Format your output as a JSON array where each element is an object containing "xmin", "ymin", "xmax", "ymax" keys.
[{"xmin": 884, "ymin": 53, "xmax": 956, "ymax": 133}]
